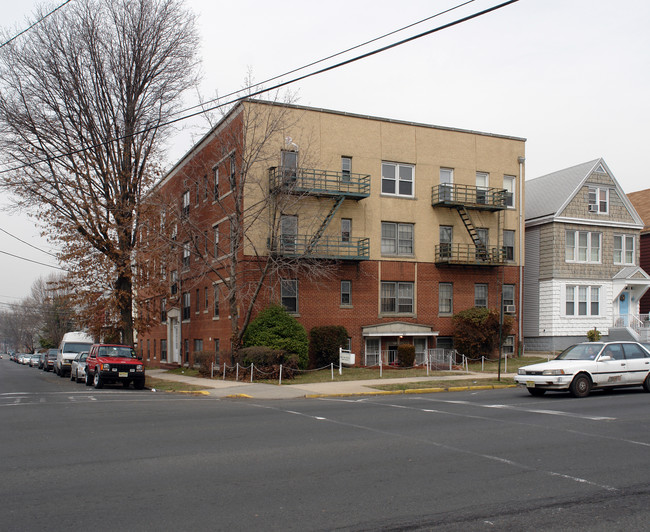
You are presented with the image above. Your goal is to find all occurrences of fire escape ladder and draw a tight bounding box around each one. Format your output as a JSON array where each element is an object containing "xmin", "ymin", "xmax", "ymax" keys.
[
  {"xmin": 306, "ymin": 196, "xmax": 345, "ymax": 253},
  {"xmin": 455, "ymin": 205, "xmax": 489, "ymax": 260}
]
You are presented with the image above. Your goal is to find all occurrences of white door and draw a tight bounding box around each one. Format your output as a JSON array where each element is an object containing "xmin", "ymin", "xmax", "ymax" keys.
[
  {"xmin": 594, "ymin": 343, "xmax": 627, "ymax": 386},
  {"xmin": 622, "ymin": 343, "xmax": 650, "ymax": 384}
]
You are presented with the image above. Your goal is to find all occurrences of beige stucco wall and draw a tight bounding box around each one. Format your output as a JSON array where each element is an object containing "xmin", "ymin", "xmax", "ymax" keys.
[{"xmin": 243, "ymin": 101, "xmax": 526, "ymax": 264}]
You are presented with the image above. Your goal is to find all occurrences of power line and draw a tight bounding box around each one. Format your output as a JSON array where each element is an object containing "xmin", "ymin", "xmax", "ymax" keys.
[
  {"xmin": 0, "ymin": 249, "xmax": 68, "ymax": 271},
  {"xmin": 0, "ymin": 0, "xmax": 519, "ymax": 176},
  {"xmin": 0, "ymin": 0, "xmax": 75, "ymax": 49},
  {"xmin": 0, "ymin": 227, "xmax": 58, "ymax": 257}
]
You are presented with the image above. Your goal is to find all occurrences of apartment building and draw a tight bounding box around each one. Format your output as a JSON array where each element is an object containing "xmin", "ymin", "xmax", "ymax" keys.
[
  {"xmin": 523, "ymin": 159, "xmax": 650, "ymax": 351},
  {"xmin": 137, "ymin": 100, "xmax": 525, "ymax": 367}
]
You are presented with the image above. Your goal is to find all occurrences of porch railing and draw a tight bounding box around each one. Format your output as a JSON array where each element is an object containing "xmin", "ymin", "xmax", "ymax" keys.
[{"xmin": 364, "ymin": 348, "xmax": 460, "ymax": 369}]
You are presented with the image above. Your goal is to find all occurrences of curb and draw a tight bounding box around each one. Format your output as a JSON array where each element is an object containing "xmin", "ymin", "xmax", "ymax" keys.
[{"xmin": 304, "ymin": 383, "xmax": 516, "ymax": 399}]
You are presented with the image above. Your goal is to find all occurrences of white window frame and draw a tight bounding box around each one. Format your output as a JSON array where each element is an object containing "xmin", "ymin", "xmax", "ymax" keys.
[
  {"xmin": 565, "ymin": 285, "xmax": 600, "ymax": 316},
  {"xmin": 381, "ymin": 222, "xmax": 413, "ymax": 256},
  {"xmin": 281, "ymin": 279, "xmax": 298, "ymax": 314},
  {"xmin": 503, "ymin": 284, "xmax": 515, "ymax": 314},
  {"xmin": 340, "ymin": 280, "xmax": 351, "ymax": 306},
  {"xmin": 440, "ymin": 168, "xmax": 454, "ymax": 201},
  {"xmin": 380, "ymin": 281, "xmax": 414, "ymax": 314},
  {"xmin": 503, "ymin": 175, "xmax": 515, "ymax": 208},
  {"xmin": 381, "ymin": 162, "xmax": 414, "ymax": 197},
  {"xmin": 474, "ymin": 283, "xmax": 488, "ymax": 308},
  {"xmin": 439, "ymin": 283, "xmax": 453, "ymax": 315},
  {"xmin": 341, "ymin": 156, "xmax": 352, "ymax": 181},
  {"xmin": 565, "ymin": 230, "xmax": 601, "ymax": 263},
  {"xmin": 588, "ymin": 186, "xmax": 609, "ymax": 214},
  {"xmin": 614, "ymin": 234, "xmax": 635, "ymax": 265},
  {"xmin": 504, "ymin": 230, "xmax": 515, "ymax": 262}
]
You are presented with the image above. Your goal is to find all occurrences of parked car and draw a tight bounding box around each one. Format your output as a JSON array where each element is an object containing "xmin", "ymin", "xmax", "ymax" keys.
[
  {"xmin": 70, "ymin": 352, "xmax": 89, "ymax": 383},
  {"xmin": 37, "ymin": 353, "xmax": 45, "ymax": 369},
  {"xmin": 29, "ymin": 354, "xmax": 41, "ymax": 367},
  {"xmin": 85, "ymin": 344, "xmax": 145, "ymax": 389},
  {"xmin": 55, "ymin": 331, "xmax": 94, "ymax": 378},
  {"xmin": 515, "ymin": 341, "xmax": 650, "ymax": 398},
  {"xmin": 43, "ymin": 349, "xmax": 58, "ymax": 372}
]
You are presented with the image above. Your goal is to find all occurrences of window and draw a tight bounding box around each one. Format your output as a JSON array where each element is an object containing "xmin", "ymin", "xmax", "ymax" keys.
[
  {"xmin": 213, "ymin": 167, "xmax": 219, "ymax": 200},
  {"xmin": 204, "ymin": 287, "xmax": 209, "ymax": 311},
  {"xmin": 476, "ymin": 172, "xmax": 489, "ymax": 204},
  {"xmin": 475, "ymin": 284, "xmax": 488, "ymax": 308},
  {"xmin": 170, "ymin": 270, "xmax": 178, "ymax": 295},
  {"xmin": 160, "ymin": 339, "xmax": 167, "ymax": 361},
  {"xmin": 153, "ymin": 339, "xmax": 156, "ymax": 360},
  {"xmin": 147, "ymin": 339, "xmax": 150, "ymax": 360},
  {"xmin": 381, "ymin": 162, "xmax": 413, "ymax": 197},
  {"xmin": 614, "ymin": 234, "xmax": 635, "ymax": 265},
  {"xmin": 503, "ymin": 284, "xmax": 515, "ymax": 314},
  {"xmin": 503, "ymin": 336, "xmax": 515, "ymax": 354},
  {"xmin": 281, "ymin": 150, "xmax": 298, "ymax": 179},
  {"xmin": 566, "ymin": 285, "xmax": 600, "ymax": 316},
  {"xmin": 193, "ymin": 339, "xmax": 203, "ymax": 352},
  {"xmin": 439, "ymin": 225, "xmax": 452, "ymax": 258},
  {"xmin": 341, "ymin": 218, "xmax": 351, "ymax": 243},
  {"xmin": 213, "ymin": 285, "xmax": 219, "ymax": 317},
  {"xmin": 195, "ymin": 180, "xmax": 200, "ymax": 205},
  {"xmin": 181, "ymin": 190, "xmax": 190, "ymax": 217},
  {"xmin": 160, "ymin": 298, "xmax": 167, "ymax": 322},
  {"xmin": 439, "ymin": 283, "xmax": 453, "ymax": 315},
  {"xmin": 184, "ymin": 339, "xmax": 189, "ymax": 363},
  {"xmin": 503, "ymin": 175, "xmax": 515, "ymax": 208},
  {"xmin": 195, "ymin": 289, "xmax": 200, "ymax": 312},
  {"xmin": 565, "ymin": 230, "xmax": 601, "ymax": 263},
  {"xmin": 381, "ymin": 222, "xmax": 413, "ymax": 255},
  {"xmin": 504, "ymin": 230, "xmax": 515, "ymax": 261},
  {"xmin": 381, "ymin": 281, "xmax": 414, "ymax": 314},
  {"xmin": 588, "ymin": 186, "xmax": 609, "ymax": 213},
  {"xmin": 203, "ymin": 174, "xmax": 208, "ymax": 200},
  {"xmin": 281, "ymin": 279, "xmax": 298, "ymax": 313},
  {"xmin": 341, "ymin": 157, "xmax": 351, "ymax": 181},
  {"xmin": 440, "ymin": 168, "xmax": 453, "ymax": 201},
  {"xmin": 214, "ymin": 339, "xmax": 220, "ymax": 360},
  {"xmin": 182, "ymin": 242, "xmax": 190, "ymax": 269},
  {"xmin": 341, "ymin": 280, "xmax": 351, "ymax": 306},
  {"xmin": 213, "ymin": 226, "xmax": 219, "ymax": 257},
  {"xmin": 229, "ymin": 154, "xmax": 236, "ymax": 190},
  {"xmin": 182, "ymin": 292, "xmax": 190, "ymax": 320},
  {"xmin": 281, "ymin": 215, "xmax": 298, "ymax": 252}
]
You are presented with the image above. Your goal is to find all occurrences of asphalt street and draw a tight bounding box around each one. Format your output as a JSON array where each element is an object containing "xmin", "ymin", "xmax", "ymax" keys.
[{"xmin": 2, "ymin": 358, "xmax": 650, "ymax": 531}]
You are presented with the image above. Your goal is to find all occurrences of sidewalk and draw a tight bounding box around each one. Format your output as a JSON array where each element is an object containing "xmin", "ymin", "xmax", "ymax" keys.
[{"xmin": 147, "ymin": 369, "xmax": 516, "ymax": 400}]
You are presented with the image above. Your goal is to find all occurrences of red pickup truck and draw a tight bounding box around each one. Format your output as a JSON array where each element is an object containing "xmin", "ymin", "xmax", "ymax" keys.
[{"xmin": 85, "ymin": 344, "xmax": 145, "ymax": 389}]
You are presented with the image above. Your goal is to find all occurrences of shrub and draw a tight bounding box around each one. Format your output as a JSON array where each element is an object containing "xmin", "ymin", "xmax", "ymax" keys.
[
  {"xmin": 452, "ymin": 307, "xmax": 514, "ymax": 359},
  {"xmin": 308, "ymin": 325, "xmax": 349, "ymax": 368},
  {"xmin": 586, "ymin": 328, "xmax": 601, "ymax": 342},
  {"xmin": 397, "ymin": 344, "xmax": 416, "ymax": 367},
  {"xmin": 233, "ymin": 346, "xmax": 300, "ymax": 380},
  {"xmin": 193, "ymin": 351, "xmax": 217, "ymax": 376},
  {"xmin": 242, "ymin": 304, "xmax": 309, "ymax": 368}
]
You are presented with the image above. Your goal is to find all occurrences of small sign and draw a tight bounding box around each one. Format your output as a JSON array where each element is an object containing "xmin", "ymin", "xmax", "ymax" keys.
[{"xmin": 339, "ymin": 349, "xmax": 355, "ymax": 365}]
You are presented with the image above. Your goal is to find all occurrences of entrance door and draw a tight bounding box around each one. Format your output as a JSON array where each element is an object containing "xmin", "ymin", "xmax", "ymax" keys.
[
  {"xmin": 619, "ymin": 291, "xmax": 630, "ymax": 326},
  {"xmin": 170, "ymin": 318, "xmax": 180, "ymax": 364},
  {"xmin": 388, "ymin": 345, "xmax": 398, "ymax": 365}
]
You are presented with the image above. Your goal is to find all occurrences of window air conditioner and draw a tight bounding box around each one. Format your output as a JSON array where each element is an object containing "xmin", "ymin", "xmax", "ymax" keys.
[
  {"xmin": 588, "ymin": 204, "xmax": 598, "ymax": 213},
  {"xmin": 504, "ymin": 305, "xmax": 516, "ymax": 314}
]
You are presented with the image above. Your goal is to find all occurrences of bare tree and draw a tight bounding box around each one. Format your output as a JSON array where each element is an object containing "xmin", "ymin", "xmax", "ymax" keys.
[
  {"xmin": 0, "ymin": 0, "xmax": 200, "ymax": 345},
  {"xmin": 143, "ymin": 97, "xmax": 338, "ymax": 360},
  {"xmin": 29, "ymin": 273, "xmax": 78, "ymax": 348}
]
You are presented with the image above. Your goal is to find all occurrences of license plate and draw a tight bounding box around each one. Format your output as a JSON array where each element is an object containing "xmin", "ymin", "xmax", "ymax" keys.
[
  {"xmin": 526, "ymin": 381, "xmax": 536, "ymax": 388},
  {"xmin": 118, "ymin": 372, "xmax": 128, "ymax": 378}
]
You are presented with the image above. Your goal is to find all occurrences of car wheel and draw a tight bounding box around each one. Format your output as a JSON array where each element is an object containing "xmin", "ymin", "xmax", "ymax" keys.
[
  {"xmin": 569, "ymin": 374, "xmax": 591, "ymax": 398},
  {"xmin": 643, "ymin": 375, "xmax": 650, "ymax": 393},
  {"xmin": 527, "ymin": 388, "xmax": 546, "ymax": 397},
  {"xmin": 85, "ymin": 372, "xmax": 93, "ymax": 387},
  {"xmin": 93, "ymin": 371, "xmax": 103, "ymax": 389},
  {"xmin": 134, "ymin": 379, "xmax": 145, "ymax": 390}
]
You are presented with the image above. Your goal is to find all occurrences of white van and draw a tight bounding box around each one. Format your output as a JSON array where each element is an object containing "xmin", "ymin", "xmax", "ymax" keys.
[{"xmin": 56, "ymin": 331, "xmax": 94, "ymax": 378}]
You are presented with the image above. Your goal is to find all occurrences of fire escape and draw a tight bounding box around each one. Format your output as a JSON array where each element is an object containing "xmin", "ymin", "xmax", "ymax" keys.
[{"xmin": 268, "ymin": 167, "xmax": 370, "ymax": 260}]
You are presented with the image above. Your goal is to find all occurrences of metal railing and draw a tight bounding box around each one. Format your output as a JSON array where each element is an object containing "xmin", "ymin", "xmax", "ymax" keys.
[
  {"xmin": 269, "ymin": 166, "xmax": 371, "ymax": 198},
  {"xmin": 435, "ymin": 243, "xmax": 508, "ymax": 265},
  {"xmin": 364, "ymin": 348, "xmax": 460, "ymax": 369},
  {"xmin": 269, "ymin": 235, "xmax": 370, "ymax": 260},
  {"xmin": 431, "ymin": 184, "xmax": 508, "ymax": 210},
  {"xmin": 613, "ymin": 313, "xmax": 650, "ymax": 330}
]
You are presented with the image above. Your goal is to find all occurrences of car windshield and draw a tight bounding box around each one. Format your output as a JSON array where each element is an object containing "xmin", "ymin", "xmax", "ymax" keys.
[
  {"xmin": 97, "ymin": 346, "xmax": 136, "ymax": 358},
  {"xmin": 64, "ymin": 343, "xmax": 92, "ymax": 354},
  {"xmin": 556, "ymin": 344, "xmax": 604, "ymax": 360}
]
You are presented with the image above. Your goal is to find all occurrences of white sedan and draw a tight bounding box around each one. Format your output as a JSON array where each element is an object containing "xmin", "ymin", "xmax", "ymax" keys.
[{"xmin": 515, "ymin": 341, "xmax": 650, "ymax": 398}]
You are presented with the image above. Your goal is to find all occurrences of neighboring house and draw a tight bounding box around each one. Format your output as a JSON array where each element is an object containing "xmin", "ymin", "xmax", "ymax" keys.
[
  {"xmin": 523, "ymin": 159, "xmax": 650, "ymax": 351},
  {"xmin": 137, "ymin": 99, "xmax": 525, "ymax": 367},
  {"xmin": 626, "ymin": 189, "xmax": 650, "ymax": 314}
]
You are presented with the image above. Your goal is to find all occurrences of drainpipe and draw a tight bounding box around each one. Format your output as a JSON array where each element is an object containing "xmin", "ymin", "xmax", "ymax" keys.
[{"xmin": 518, "ymin": 156, "xmax": 525, "ymax": 355}]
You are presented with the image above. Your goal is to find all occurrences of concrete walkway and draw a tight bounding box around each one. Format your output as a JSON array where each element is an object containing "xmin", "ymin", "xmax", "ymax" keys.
[{"xmin": 147, "ymin": 369, "xmax": 516, "ymax": 400}]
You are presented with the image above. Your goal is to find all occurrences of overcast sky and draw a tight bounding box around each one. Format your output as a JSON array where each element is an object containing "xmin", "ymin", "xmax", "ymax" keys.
[{"xmin": 1, "ymin": 0, "xmax": 649, "ymax": 308}]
